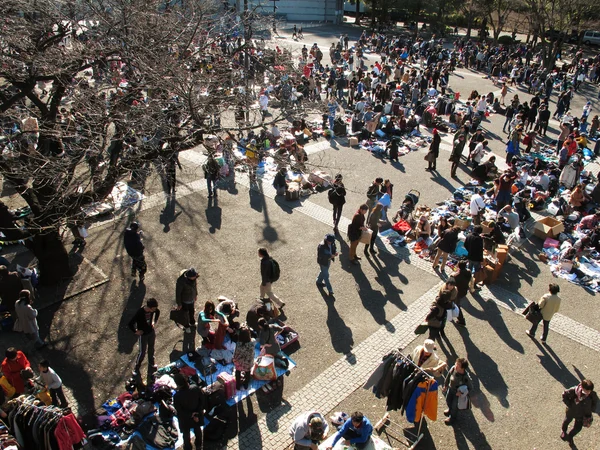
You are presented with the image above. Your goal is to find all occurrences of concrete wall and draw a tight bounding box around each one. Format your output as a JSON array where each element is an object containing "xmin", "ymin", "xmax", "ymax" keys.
[{"xmin": 230, "ymin": 0, "xmax": 341, "ymax": 23}]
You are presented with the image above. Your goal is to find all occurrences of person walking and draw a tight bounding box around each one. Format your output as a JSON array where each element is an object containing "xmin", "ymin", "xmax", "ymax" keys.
[
  {"xmin": 426, "ymin": 128, "xmax": 441, "ymax": 171},
  {"xmin": 442, "ymin": 358, "xmax": 474, "ymax": 425},
  {"xmin": 37, "ymin": 360, "xmax": 68, "ymax": 408},
  {"xmin": 176, "ymin": 268, "xmax": 199, "ymax": 331},
  {"xmin": 316, "ymin": 234, "xmax": 338, "ymax": 297},
  {"xmin": 258, "ymin": 248, "xmax": 285, "ymax": 309},
  {"xmin": 290, "ymin": 411, "xmax": 329, "ymax": 450},
  {"xmin": 348, "ymin": 205, "xmax": 369, "ymax": 265},
  {"xmin": 525, "ymin": 283, "xmax": 561, "ymax": 343},
  {"xmin": 128, "ymin": 298, "xmax": 160, "ymax": 377},
  {"xmin": 365, "ymin": 178, "xmax": 383, "ymax": 222},
  {"xmin": 123, "ymin": 222, "xmax": 146, "ymax": 282},
  {"xmin": 329, "ymin": 174, "xmax": 346, "ymax": 232},
  {"xmin": 452, "ymin": 261, "xmax": 471, "ymax": 326},
  {"xmin": 13, "ymin": 290, "xmax": 45, "ymax": 349},
  {"xmin": 203, "ymin": 153, "xmax": 221, "ymax": 198},
  {"xmin": 173, "ymin": 373, "xmax": 205, "ymax": 450},
  {"xmin": 449, "ymin": 134, "xmax": 466, "ymax": 178},
  {"xmin": 561, "ymin": 379, "xmax": 597, "ymax": 446},
  {"xmin": 426, "ymin": 289, "xmax": 453, "ymax": 342}
]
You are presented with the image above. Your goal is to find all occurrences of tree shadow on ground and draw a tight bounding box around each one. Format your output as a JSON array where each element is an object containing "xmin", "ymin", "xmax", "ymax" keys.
[
  {"xmin": 117, "ymin": 281, "xmax": 147, "ymax": 355},
  {"xmin": 456, "ymin": 326, "xmax": 510, "ymax": 408},
  {"xmin": 463, "ymin": 292, "xmax": 524, "ymax": 354}
]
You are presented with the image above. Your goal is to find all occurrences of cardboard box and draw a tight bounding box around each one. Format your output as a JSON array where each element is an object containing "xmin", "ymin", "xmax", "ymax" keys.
[
  {"xmin": 495, "ymin": 245, "xmax": 509, "ymax": 266},
  {"xmin": 454, "ymin": 217, "xmax": 472, "ymax": 230},
  {"xmin": 349, "ymin": 137, "xmax": 359, "ymax": 147},
  {"xmin": 533, "ymin": 217, "xmax": 564, "ymax": 239},
  {"xmin": 481, "ymin": 220, "xmax": 493, "ymax": 234}
]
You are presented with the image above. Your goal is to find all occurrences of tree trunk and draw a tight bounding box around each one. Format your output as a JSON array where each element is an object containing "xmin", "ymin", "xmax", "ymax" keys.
[
  {"xmin": 25, "ymin": 230, "xmax": 73, "ymax": 285},
  {"xmin": 355, "ymin": 0, "xmax": 360, "ymax": 17}
]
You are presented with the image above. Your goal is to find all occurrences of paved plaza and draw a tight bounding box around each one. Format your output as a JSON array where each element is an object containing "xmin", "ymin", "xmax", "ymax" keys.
[{"xmin": 1, "ymin": 23, "xmax": 600, "ymax": 450}]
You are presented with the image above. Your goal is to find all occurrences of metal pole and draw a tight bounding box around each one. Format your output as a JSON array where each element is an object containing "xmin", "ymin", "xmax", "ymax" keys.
[{"xmin": 272, "ymin": 0, "xmax": 276, "ymax": 33}]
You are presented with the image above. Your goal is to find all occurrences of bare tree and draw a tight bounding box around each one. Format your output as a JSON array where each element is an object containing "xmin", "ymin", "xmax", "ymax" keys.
[{"xmin": 0, "ymin": 0, "xmax": 298, "ymax": 283}]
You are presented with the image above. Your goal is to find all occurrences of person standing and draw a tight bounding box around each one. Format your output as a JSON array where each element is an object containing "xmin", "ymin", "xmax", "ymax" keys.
[
  {"xmin": 469, "ymin": 188, "xmax": 486, "ymax": 226},
  {"xmin": 432, "ymin": 226, "xmax": 460, "ymax": 273},
  {"xmin": 173, "ymin": 373, "xmax": 205, "ymax": 450},
  {"xmin": 165, "ymin": 150, "xmax": 182, "ymax": 194},
  {"xmin": 258, "ymin": 248, "xmax": 285, "ymax": 309},
  {"xmin": 316, "ymin": 234, "xmax": 338, "ymax": 297},
  {"xmin": 452, "ymin": 261, "xmax": 471, "ymax": 326},
  {"xmin": 365, "ymin": 204, "xmax": 384, "ymax": 255},
  {"xmin": 525, "ymin": 283, "xmax": 561, "ymax": 343},
  {"xmin": 561, "ymin": 379, "xmax": 597, "ymax": 446},
  {"xmin": 290, "ymin": 411, "xmax": 329, "ymax": 450},
  {"xmin": 348, "ymin": 205, "xmax": 369, "ymax": 265},
  {"xmin": 176, "ymin": 268, "xmax": 198, "ymax": 331},
  {"xmin": 13, "ymin": 290, "xmax": 45, "ymax": 349},
  {"xmin": 449, "ymin": 134, "xmax": 466, "ymax": 178},
  {"xmin": 202, "ymin": 153, "xmax": 221, "ymax": 198},
  {"xmin": 464, "ymin": 226, "xmax": 484, "ymax": 292},
  {"xmin": 123, "ymin": 222, "xmax": 146, "ymax": 282},
  {"xmin": 37, "ymin": 360, "xmax": 68, "ymax": 408},
  {"xmin": 128, "ymin": 298, "xmax": 160, "ymax": 377},
  {"xmin": 442, "ymin": 358, "xmax": 474, "ymax": 425},
  {"xmin": 0, "ymin": 265, "xmax": 25, "ymax": 313},
  {"xmin": 329, "ymin": 174, "xmax": 346, "ymax": 232},
  {"xmin": 427, "ymin": 128, "xmax": 441, "ymax": 171},
  {"xmin": 365, "ymin": 178, "xmax": 383, "ymax": 221},
  {"xmin": 233, "ymin": 326, "xmax": 255, "ymax": 390},
  {"xmin": 411, "ymin": 339, "xmax": 447, "ymax": 376}
]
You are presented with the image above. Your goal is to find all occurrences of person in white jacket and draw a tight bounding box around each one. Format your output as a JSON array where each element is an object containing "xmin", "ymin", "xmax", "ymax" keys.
[
  {"xmin": 289, "ymin": 411, "xmax": 329, "ymax": 450},
  {"xmin": 13, "ymin": 290, "xmax": 45, "ymax": 349}
]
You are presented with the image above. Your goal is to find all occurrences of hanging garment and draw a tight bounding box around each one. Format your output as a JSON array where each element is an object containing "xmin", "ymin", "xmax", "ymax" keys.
[
  {"xmin": 411, "ymin": 379, "xmax": 439, "ymax": 423},
  {"xmin": 400, "ymin": 372, "xmax": 426, "ymax": 414}
]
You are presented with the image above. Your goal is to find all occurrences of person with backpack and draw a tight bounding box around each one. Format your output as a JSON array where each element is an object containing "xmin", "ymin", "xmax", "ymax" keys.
[
  {"xmin": 316, "ymin": 234, "xmax": 338, "ymax": 297},
  {"xmin": 258, "ymin": 248, "xmax": 284, "ymax": 309},
  {"xmin": 128, "ymin": 298, "xmax": 160, "ymax": 377},
  {"xmin": 203, "ymin": 153, "xmax": 221, "ymax": 198},
  {"xmin": 365, "ymin": 178, "xmax": 383, "ymax": 222},
  {"xmin": 328, "ymin": 174, "xmax": 346, "ymax": 232},
  {"xmin": 123, "ymin": 221, "xmax": 146, "ymax": 282}
]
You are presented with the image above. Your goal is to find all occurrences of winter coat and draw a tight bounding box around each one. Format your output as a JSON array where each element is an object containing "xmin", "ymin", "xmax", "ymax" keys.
[
  {"xmin": 13, "ymin": 299, "xmax": 39, "ymax": 334},
  {"xmin": 124, "ymin": 229, "xmax": 144, "ymax": 257}
]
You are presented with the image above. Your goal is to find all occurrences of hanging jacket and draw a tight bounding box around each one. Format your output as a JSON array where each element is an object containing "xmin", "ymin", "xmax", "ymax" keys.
[{"xmin": 409, "ymin": 380, "xmax": 439, "ymax": 423}]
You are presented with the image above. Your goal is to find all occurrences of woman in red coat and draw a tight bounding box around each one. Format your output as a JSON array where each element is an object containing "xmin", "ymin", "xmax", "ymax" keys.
[{"xmin": 1, "ymin": 348, "xmax": 31, "ymax": 394}]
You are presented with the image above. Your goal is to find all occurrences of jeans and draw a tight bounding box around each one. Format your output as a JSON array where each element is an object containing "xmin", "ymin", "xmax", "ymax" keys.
[
  {"xmin": 206, "ymin": 173, "xmax": 218, "ymax": 195},
  {"xmin": 562, "ymin": 414, "xmax": 583, "ymax": 439},
  {"xmin": 340, "ymin": 428, "xmax": 368, "ymax": 449},
  {"xmin": 529, "ymin": 319, "xmax": 550, "ymax": 341},
  {"xmin": 468, "ymin": 260, "xmax": 482, "ymax": 274},
  {"xmin": 135, "ymin": 330, "xmax": 156, "ymax": 371},
  {"xmin": 332, "ymin": 204, "xmax": 343, "ymax": 227},
  {"xmin": 317, "ymin": 264, "xmax": 333, "ymax": 292},
  {"xmin": 328, "ymin": 115, "xmax": 335, "ymax": 130},
  {"xmin": 260, "ymin": 282, "xmax": 284, "ymax": 307},
  {"xmin": 181, "ymin": 422, "xmax": 202, "ymax": 450},
  {"xmin": 50, "ymin": 386, "xmax": 68, "ymax": 408},
  {"xmin": 445, "ymin": 387, "xmax": 459, "ymax": 421}
]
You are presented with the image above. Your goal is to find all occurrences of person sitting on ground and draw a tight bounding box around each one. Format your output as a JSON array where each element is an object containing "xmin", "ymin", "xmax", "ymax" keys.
[
  {"xmin": 415, "ymin": 215, "xmax": 431, "ymax": 240},
  {"xmin": 290, "ymin": 411, "xmax": 329, "ymax": 450},
  {"xmin": 233, "ymin": 326, "xmax": 255, "ymax": 391},
  {"xmin": 578, "ymin": 211, "xmax": 600, "ymax": 231},
  {"xmin": 257, "ymin": 317, "xmax": 288, "ymax": 368},
  {"xmin": 410, "ymin": 338, "xmax": 447, "ymax": 377},
  {"xmin": 197, "ymin": 300, "xmax": 228, "ymax": 350},
  {"xmin": 471, "ymin": 156, "xmax": 497, "ymax": 183},
  {"xmin": 326, "ymin": 411, "xmax": 373, "ymax": 450},
  {"xmin": 569, "ymin": 184, "xmax": 589, "ymax": 211}
]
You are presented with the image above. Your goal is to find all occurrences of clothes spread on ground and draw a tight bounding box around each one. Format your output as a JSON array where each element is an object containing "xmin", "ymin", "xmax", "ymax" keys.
[
  {"xmin": 136, "ymin": 416, "xmax": 178, "ymax": 449},
  {"xmin": 365, "ymin": 351, "xmax": 439, "ymax": 422}
]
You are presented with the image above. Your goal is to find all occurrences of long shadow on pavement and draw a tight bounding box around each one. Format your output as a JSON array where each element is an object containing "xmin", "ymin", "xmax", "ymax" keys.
[
  {"xmin": 462, "ymin": 292, "xmax": 524, "ymax": 354},
  {"xmin": 320, "ymin": 288, "xmax": 355, "ymax": 356},
  {"xmin": 528, "ymin": 337, "xmax": 580, "ymax": 388},
  {"xmin": 117, "ymin": 280, "xmax": 147, "ymax": 355},
  {"xmin": 452, "ymin": 409, "xmax": 493, "ymax": 450},
  {"xmin": 456, "ymin": 326, "xmax": 510, "ymax": 409}
]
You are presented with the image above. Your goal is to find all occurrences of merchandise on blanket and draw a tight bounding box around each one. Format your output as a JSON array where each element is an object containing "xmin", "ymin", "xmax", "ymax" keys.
[
  {"xmin": 137, "ymin": 415, "xmax": 178, "ymax": 449},
  {"xmin": 274, "ymin": 320, "xmax": 300, "ymax": 350},
  {"xmin": 203, "ymin": 381, "xmax": 227, "ymax": 410},
  {"xmin": 308, "ymin": 171, "xmax": 332, "ymax": 188},
  {"xmin": 251, "ymin": 354, "xmax": 277, "ymax": 381}
]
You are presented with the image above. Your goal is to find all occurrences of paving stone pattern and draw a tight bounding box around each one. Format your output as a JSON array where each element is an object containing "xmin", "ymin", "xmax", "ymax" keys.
[{"xmin": 228, "ymin": 282, "xmax": 444, "ymax": 449}]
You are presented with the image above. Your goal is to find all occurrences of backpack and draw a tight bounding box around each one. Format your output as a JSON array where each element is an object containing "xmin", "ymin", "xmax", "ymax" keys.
[
  {"xmin": 328, "ymin": 188, "xmax": 337, "ymax": 204},
  {"xmin": 270, "ymin": 259, "xmax": 280, "ymax": 282}
]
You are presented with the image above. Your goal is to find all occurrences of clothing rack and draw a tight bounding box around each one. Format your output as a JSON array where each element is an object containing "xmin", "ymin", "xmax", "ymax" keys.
[{"xmin": 374, "ymin": 351, "xmax": 435, "ymax": 450}]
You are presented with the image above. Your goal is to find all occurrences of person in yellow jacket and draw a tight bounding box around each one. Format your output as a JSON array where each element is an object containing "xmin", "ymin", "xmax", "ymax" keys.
[{"xmin": 526, "ymin": 283, "xmax": 561, "ymax": 344}]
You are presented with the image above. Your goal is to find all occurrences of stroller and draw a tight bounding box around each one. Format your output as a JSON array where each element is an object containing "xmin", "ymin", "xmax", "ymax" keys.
[{"xmin": 393, "ymin": 189, "xmax": 420, "ymax": 222}]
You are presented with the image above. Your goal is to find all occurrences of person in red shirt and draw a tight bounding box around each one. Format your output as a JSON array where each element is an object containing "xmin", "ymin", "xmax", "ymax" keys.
[
  {"xmin": 565, "ymin": 135, "xmax": 578, "ymax": 157},
  {"xmin": 1, "ymin": 348, "xmax": 32, "ymax": 394}
]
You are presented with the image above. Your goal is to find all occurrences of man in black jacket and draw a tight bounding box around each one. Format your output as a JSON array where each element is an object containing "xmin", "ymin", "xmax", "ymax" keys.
[
  {"xmin": 258, "ymin": 248, "xmax": 284, "ymax": 309},
  {"xmin": 176, "ymin": 268, "xmax": 198, "ymax": 330},
  {"xmin": 464, "ymin": 225, "xmax": 484, "ymax": 292},
  {"xmin": 561, "ymin": 379, "xmax": 597, "ymax": 446},
  {"xmin": 173, "ymin": 373, "xmax": 205, "ymax": 450},
  {"xmin": 329, "ymin": 174, "xmax": 346, "ymax": 231},
  {"xmin": 128, "ymin": 298, "xmax": 159, "ymax": 377},
  {"xmin": 123, "ymin": 222, "xmax": 146, "ymax": 282}
]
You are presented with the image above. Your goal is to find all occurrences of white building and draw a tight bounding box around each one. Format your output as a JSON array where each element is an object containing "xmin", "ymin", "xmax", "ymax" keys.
[{"xmin": 229, "ymin": 0, "xmax": 343, "ymax": 24}]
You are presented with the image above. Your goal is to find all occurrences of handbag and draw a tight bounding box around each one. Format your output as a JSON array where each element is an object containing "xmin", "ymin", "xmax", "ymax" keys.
[
  {"xmin": 359, "ymin": 229, "xmax": 373, "ymax": 244},
  {"xmin": 251, "ymin": 355, "xmax": 277, "ymax": 381},
  {"xmin": 414, "ymin": 323, "xmax": 428, "ymax": 335},
  {"xmin": 169, "ymin": 308, "xmax": 190, "ymax": 328},
  {"xmin": 424, "ymin": 151, "xmax": 434, "ymax": 162},
  {"xmin": 524, "ymin": 302, "xmax": 543, "ymax": 324}
]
